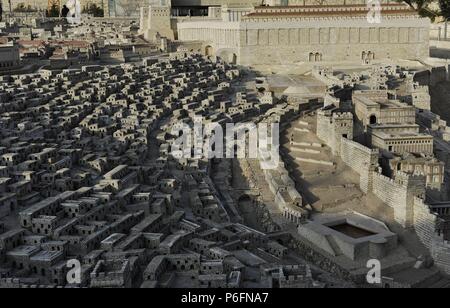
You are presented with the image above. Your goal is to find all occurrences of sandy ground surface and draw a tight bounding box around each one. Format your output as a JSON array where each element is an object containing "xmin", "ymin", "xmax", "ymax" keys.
[{"xmin": 282, "ymin": 113, "xmax": 363, "ymax": 210}]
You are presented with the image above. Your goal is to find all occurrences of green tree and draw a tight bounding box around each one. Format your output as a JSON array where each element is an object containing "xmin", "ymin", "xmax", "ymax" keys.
[
  {"xmin": 14, "ymin": 3, "xmax": 36, "ymax": 12},
  {"xmin": 395, "ymin": 0, "xmax": 440, "ymax": 20},
  {"xmin": 440, "ymin": 0, "xmax": 450, "ymax": 18},
  {"xmin": 82, "ymin": 4, "xmax": 104, "ymax": 17},
  {"xmin": 46, "ymin": 4, "xmax": 59, "ymax": 17}
]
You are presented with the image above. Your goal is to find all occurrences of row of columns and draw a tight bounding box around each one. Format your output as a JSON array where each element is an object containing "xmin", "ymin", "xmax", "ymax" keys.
[{"xmin": 283, "ymin": 209, "xmax": 302, "ymax": 224}]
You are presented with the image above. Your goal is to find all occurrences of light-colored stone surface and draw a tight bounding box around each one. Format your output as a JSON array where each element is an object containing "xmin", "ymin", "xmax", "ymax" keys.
[
  {"xmin": 140, "ymin": 3, "xmax": 431, "ymax": 66},
  {"xmin": 176, "ymin": 6, "xmax": 430, "ymax": 66}
]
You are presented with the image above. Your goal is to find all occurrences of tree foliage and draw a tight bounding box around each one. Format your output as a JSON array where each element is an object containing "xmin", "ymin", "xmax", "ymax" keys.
[
  {"xmin": 82, "ymin": 4, "xmax": 104, "ymax": 17},
  {"xmin": 14, "ymin": 3, "xmax": 37, "ymax": 12},
  {"xmin": 46, "ymin": 4, "xmax": 60, "ymax": 17},
  {"xmin": 395, "ymin": 0, "xmax": 440, "ymax": 20},
  {"xmin": 440, "ymin": 0, "xmax": 450, "ymax": 18}
]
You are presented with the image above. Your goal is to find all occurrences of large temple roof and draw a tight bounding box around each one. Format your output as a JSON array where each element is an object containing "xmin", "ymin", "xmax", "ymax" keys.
[{"xmin": 245, "ymin": 3, "xmax": 418, "ymax": 18}]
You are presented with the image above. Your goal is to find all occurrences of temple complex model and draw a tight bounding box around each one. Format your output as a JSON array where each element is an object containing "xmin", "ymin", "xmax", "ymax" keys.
[{"xmin": 140, "ymin": 1, "xmax": 430, "ymax": 66}]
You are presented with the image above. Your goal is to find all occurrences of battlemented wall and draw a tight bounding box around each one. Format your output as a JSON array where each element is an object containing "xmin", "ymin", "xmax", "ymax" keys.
[
  {"xmin": 319, "ymin": 113, "xmax": 427, "ymax": 229},
  {"xmin": 414, "ymin": 197, "xmax": 439, "ymax": 249},
  {"xmin": 340, "ymin": 137, "xmax": 378, "ymax": 193},
  {"xmin": 178, "ymin": 22, "xmax": 241, "ymax": 50},
  {"xmin": 373, "ymin": 172, "xmax": 412, "ymax": 224},
  {"xmin": 432, "ymin": 236, "xmax": 450, "ymax": 275},
  {"xmin": 316, "ymin": 109, "xmax": 332, "ymax": 147},
  {"xmin": 316, "ymin": 110, "xmax": 353, "ymax": 155},
  {"xmin": 332, "ymin": 112, "xmax": 353, "ymax": 155},
  {"xmin": 319, "ymin": 110, "xmax": 377, "ymax": 194},
  {"xmin": 315, "ymin": 100, "xmax": 450, "ymax": 275},
  {"xmin": 412, "ymin": 197, "xmax": 450, "ymax": 274}
]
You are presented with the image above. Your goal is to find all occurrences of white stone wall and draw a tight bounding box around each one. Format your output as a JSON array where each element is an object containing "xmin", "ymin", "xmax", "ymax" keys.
[
  {"xmin": 337, "ymin": 135, "xmax": 450, "ymax": 273},
  {"xmin": 413, "ymin": 197, "xmax": 438, "ymax": 250},
  {"xmin": 378, "ymin": 107, "xmax": 416, "ymax": 125},
  {"xmin": 372, "ymin": 171, "xmax": 404, "ymax": 204},
  {"xmin": 239, "ymin": 17, "xmax": 430, "ymax": 65},
  {"xmin": 316, "ymin": 110, "xmax": 353, "ymax": 154},
  {"xmin": 340, "ymin": 137, "xmax": 378, "ymax": 193},
  {"xmin": 369, "ymin": 172, "xmax": 424, "ymax": 227},
  {"xmin": 141, "ymin": 6, "xmax": 174, "ymax": 40},
  {"xmin": 320, "ymin": 113, "xmax": 449, "ymax": 271},
  {"xmin": 178, "ymin": 22, "xmax": 241, "ymax": 50},
  {"xmin": 176, "ymin": 15, "xmax": 430, "ymax": 65},
  {"xmin": 316, "ymin": 110, "xmax": 332, "ymax": 147},
  {"xmin": 413, "ymin": 197, "xmax": 450, "ymax": 274},
  {"xmin": 431, "ymin": 236, "xmax": 450, "ymax": 275},
  {"xmin": 332, "ymin": 112, "xmax": 353, "ymax": 155}
]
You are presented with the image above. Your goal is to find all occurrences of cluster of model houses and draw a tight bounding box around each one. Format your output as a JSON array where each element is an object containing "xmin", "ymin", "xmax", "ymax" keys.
[
  {"xmin": 0, "ymin": 51, "xmax": 316, "ymax": 288},
  {"xmin": 0, "ymin": 15, "xmax": 159, "ymax": 71}
]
